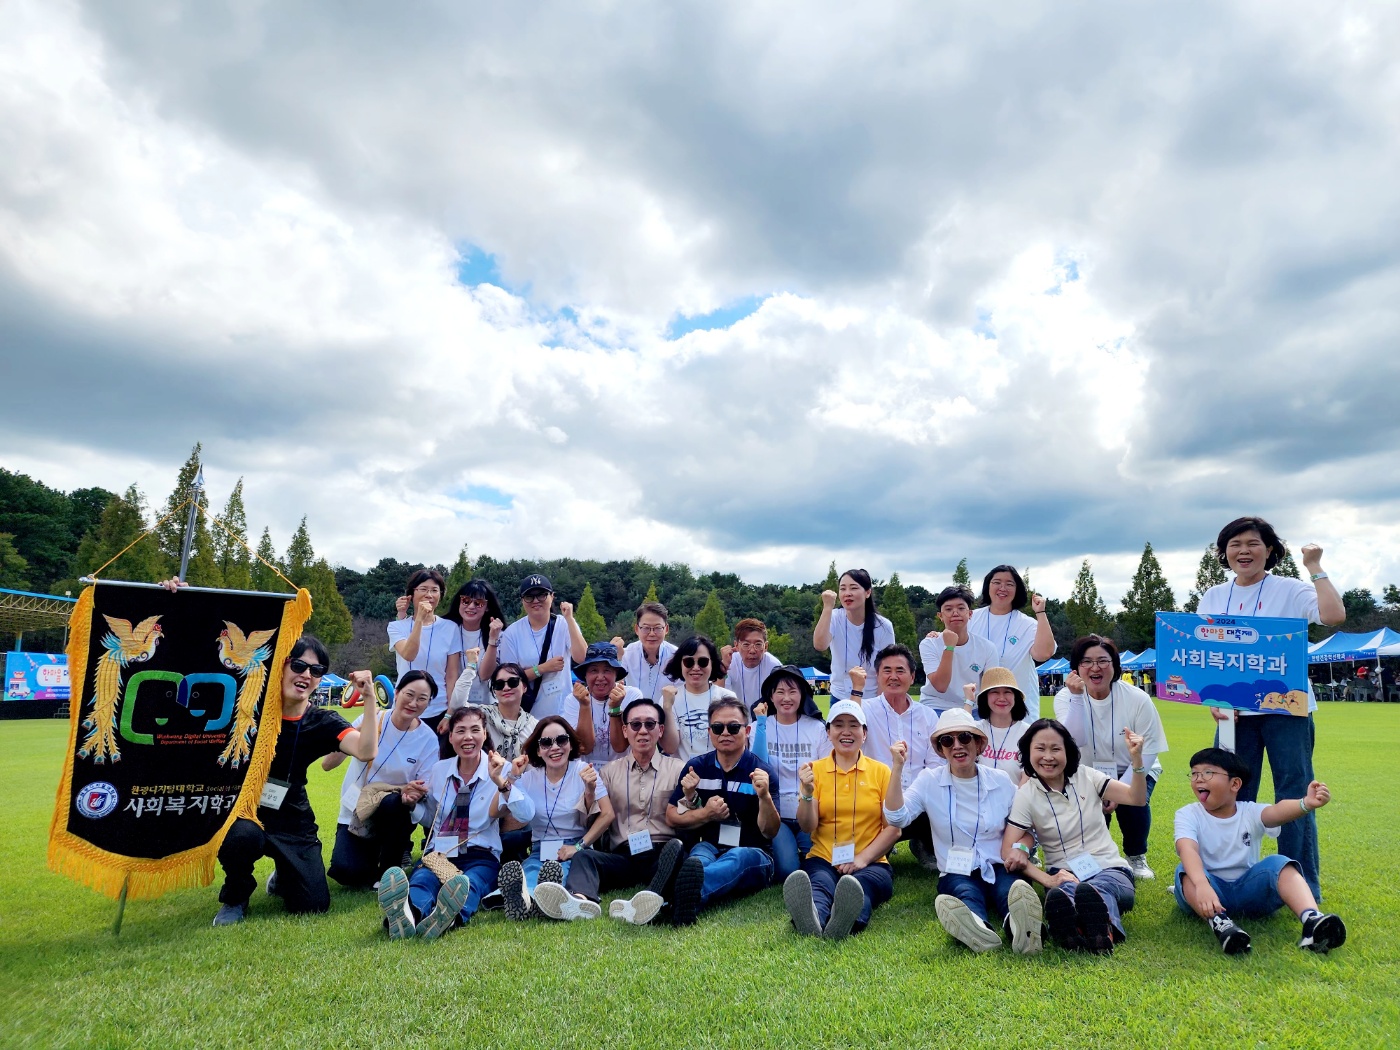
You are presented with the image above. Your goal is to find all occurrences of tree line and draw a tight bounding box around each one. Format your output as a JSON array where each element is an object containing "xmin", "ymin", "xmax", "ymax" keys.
[{"xmin": 4, "ymin": 454, "xmax": 1397, "ymax": 673}]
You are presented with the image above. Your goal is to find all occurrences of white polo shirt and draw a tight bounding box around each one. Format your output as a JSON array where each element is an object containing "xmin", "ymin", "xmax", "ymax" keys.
[{"xmin": 861, "ymin": 693, "xmax": 943, "ymax": 788}]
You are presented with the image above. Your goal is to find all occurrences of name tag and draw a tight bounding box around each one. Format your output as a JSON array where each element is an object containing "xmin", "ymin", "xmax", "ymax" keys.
[
  {"xmin": 259, "ymin": 778, "xmax": 290, "ymax": 810},
  {"xmin": 718, "ymin": 822, "xmax": 742, "ymax": 847},
  {"xmin": 1066, "ymin": 853, "xmax": 1102, "ymax": 880},
  {"xmin": 1093, "ymin": 760, "xmax": 1118, "ymax": 779},
  {"xmin": 832, "ymin": 841, "xmax": 856, "ymax": 865},
  {"xmin": 628, "ymin": 831, "xmax": 653, "ymax": 855},
  {"xmin": 541, "ymin": 839, "xmax": 564, "ymax": 862},
  {"xmin": 944, "ymin": 846, "xmax": 976, "ymax": 876}
]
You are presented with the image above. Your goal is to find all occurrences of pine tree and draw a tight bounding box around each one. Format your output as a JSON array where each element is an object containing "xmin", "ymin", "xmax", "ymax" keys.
[
  {"xmin": 304, "ymin": 557, "xmax": 352, "ymax": 645},
  {"xmin": 574, "ymin": 582, "xmax": 609, "ymax": 642},
  {"xmin": 1065, "ymin": 559, "xmax": 1111, "ymax": 640},
  {"xmin": 154, "ymin": 444, "xmax": 210, "ymax": 572},
  {"xmin": 443, "ymin": 545, "xmax": 472, "ymax": 609},
  {"xmin": 285, "ymin": 517, "xmax": 315, "ymax": 579},
  {"xmin": 1184, "ymin": 545, "xmax": 1227, "ymax": 613},
  {"xmin": 1119, "ymin": 542, "xmax": 1176, "ymax": 650},
  {"xmin": 0, "ymin": 533, "xmax": 29, "ymax": 589},
  {"xmin": 250, "ymin": 527, "xmax": 285, "ymax": 593},
  {"xmin": 643, "ymin": 580, "xmax": 660, "ymax": 605},
  {"xmin": 75, "ymin": 486, "xmax": 165, "ymax": 582},
  {"xmin": 1383, "ymin": 584, "xmax": 1400, "ymax": 609},
  {"xmin": 881, "ymin": 572, "xmax": 918, "ymax": 650},
  {"xmin": 212, "ymin": 478, "xmax": 253, "ymax": 590},
  {"xmin": 953, "ymin": 558, "xmax": 971, "ymax": 587},
  {"xmin": 1276, "ymin": 548, "xmax": 1301, "ymax": 580},
  {"xmin": 816, "ymin": 561, "xmax": 840, "ymax": 617},
  {"xmin": 694, "ymin": 589, "xmax": 729, "ymax": 643}
]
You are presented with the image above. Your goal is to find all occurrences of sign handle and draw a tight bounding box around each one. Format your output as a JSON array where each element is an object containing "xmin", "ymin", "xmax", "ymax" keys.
[{"xmin": 1216, "ymin": 712, "xmax": 1236, "ymax": 753}]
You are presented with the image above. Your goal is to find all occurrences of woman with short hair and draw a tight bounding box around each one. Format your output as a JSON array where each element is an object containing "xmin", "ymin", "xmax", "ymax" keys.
[
  {"xmin": 614, "ymin": 601, "xmax": 678, "ymax": 701},
  {"xmin": 660, "ymin": 635, "xmax": 738, "ymax": 761}
]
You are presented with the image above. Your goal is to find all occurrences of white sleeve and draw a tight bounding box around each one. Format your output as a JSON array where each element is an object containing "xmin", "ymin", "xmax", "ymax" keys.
[
  {"xmin": 883, "ymin": 770, "xmax": 933, "ymax": 827},
  {"xmin": 449, "ymin": 661, "xmax": 478, "ymax": 711},
  {"xmin": 918, "ymin": 635, "xmax": 940, "ymax": 672},
  {"xmin": 497, "ymin": 625, "xmax": 521, "ymax": 666},
  {"xmin": 1057, "ymin": 689, "xmax": 1088, "ymax": 745},
  {"xmin": 1172, "ymin": 804, "xmax": 1200, "ymax": 844},
  {"xmin": 506, "ymin": 783, "xmax": 535, "ymax": 823}
]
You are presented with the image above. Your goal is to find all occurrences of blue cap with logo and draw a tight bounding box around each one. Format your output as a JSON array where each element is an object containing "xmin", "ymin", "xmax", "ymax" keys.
[{"xmin": 518, "ymin": 574, "xmax": 554, "ymax": 597}]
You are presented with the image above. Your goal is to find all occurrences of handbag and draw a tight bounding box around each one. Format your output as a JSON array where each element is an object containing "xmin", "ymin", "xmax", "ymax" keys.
[{"xmin": 520, "ymin": 615, "xmax": 558, "ymax": 713}]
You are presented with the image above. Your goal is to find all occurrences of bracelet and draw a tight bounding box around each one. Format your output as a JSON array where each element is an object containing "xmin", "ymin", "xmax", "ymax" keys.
[
  {"xmin": 1310, "ymin": 572, "xmax": 1328, "ymax": 582},
  {"xmin": 799, "ymin": 793, "xmax": 815, "ymax": 802},
  {"xmin": 944, "ymin": 645, "xmax": 955, "ymax": 652},
  {"xmin": 533, "ymin": 664, "xmax": 540, "ymax": 677},
  {"xmin": 1132, "ymin": 766, "xmax": 1147, "ymax": 775},
  {"xmin": 1299, "ymin": 798, "xmax": 1311, "ymax": 814},
  {"xmin": 608, "ymin": 706, "xmax": 622, "ymax": 717},
  {"xmin": 1012, "ymin": 842, "xmax": 1031, "ymax": 854}
]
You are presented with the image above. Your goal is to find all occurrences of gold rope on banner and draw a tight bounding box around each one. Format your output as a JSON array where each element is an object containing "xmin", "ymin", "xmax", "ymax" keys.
[
  {"xmin": 86, "ymin": 498, "xmax": 193, "ymax": 581},
  {"xmin": 205, "ymin": 507, "xmax": 298, "ymax": 593}
]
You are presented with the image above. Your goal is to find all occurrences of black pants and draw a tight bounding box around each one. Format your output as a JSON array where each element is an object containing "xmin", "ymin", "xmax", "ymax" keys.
[
  {"xmin": 501, "ymin": 826, "xmax": 532, "ymax": 865},
  {"xmin": 564, "ymin": 841, "xmax": 677, "ymax": 903},
  {"xmin": 328, "ymin": 793, "xmax": 413, "ymax": 888},
  {"xmin": 422, "ymin": 713, "xmax": 454, "ymax": 759},
  {"xmin": 218, "ymin": 817, "xmax": 329, "ymax": 913}
]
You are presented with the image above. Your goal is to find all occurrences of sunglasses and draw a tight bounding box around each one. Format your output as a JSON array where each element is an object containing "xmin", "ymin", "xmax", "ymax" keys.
[
  {"xmin": 288, "ymin": 658, "xmax": 327, "ymax": 678},
  {"xmin": 709, "ymin": 722, "xmax": 745, "ymax": 736},
  {"xmin": 460, "ymin": 596, "xmax": 487, "ymax": 606},
  {"xmin": 626, "ymin": 719, "xmax": 660, "ymax": 731},
  {"xmin": 539, "ymin": 735, "xmax": 571, "ymax": 750},
  {"xmin": 491, "ymin": 676, "xmax": 522, "ymax": 691},
  {"xmin": 523, "ymin": 591, "xmax": 552, "ymax": 602},
  {"xmin": 682, "ymin": 656, "xmax": 711, "ymax": 669},
  {"xmin": 935, "ymin": 732, "xmax": 980, "ymax": 749}
]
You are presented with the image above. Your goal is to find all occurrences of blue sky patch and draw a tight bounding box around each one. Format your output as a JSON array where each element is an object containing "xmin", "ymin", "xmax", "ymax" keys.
[
  {"xmin": 666, "ymin": 295, "xmax": 765, "ymax": 340},
  {"xmin": 452, "ymin": 484, "xmax": 514, "ymax": 509}
]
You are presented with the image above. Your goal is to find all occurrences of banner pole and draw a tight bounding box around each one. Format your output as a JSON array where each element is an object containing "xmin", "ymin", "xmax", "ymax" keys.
[
  {"xmin": 112, "ymin": 875, "xmax": 129, "ymax": 937},
  {"xmin": 1217, "ymin": 712, "xmax": 1236, "ymax": 753},
  {"xmin": 177, "ymin": 468, "xmax": 205, "ymax": 582}
]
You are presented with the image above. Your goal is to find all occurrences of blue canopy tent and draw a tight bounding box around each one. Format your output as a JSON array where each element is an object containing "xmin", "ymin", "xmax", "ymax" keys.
[
  {"xmin": 1037, "ymin": 658, "xmax": 1070, "ymax": 674},
  {"xmin": 314, "ymin": 672, "xmax": 350, "ymax": 706},
  {"xmin": 1306, "ymin": 628, "xmax": 1400, "ymax": 663},
  {"xmin": 1122, "ymin": 649, "xmax": 1156, "ymax": 671}
]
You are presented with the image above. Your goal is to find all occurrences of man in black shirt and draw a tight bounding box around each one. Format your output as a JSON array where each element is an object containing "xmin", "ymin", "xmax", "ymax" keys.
[{"xmin": 212, "ymin": 636, "xmax": 380, "ymax": 925}]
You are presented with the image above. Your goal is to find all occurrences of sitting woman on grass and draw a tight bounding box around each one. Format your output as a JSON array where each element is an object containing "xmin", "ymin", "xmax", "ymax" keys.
[
  {"xmin": 1001, "ymin": 718, "xmax": 1148, "ymax": 955},
  {"xmin": 750, "ymin": 665, "xmax": 832, "ymax": 881}
]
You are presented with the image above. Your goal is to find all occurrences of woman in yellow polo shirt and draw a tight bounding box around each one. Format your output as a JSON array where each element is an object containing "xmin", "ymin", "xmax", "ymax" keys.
[{"xmin": 783, "ymin": 700, "xmax": 901, "ymax": 939}]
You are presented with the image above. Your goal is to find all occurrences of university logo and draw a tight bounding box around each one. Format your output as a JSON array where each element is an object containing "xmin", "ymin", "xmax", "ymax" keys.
[{"xmin": 76, "ymin": 781, "xmax": 120, "ymax": 819}]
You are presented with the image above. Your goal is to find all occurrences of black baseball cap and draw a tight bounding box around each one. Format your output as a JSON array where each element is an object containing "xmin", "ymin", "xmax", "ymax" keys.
[{"xmin": 518, "ymin": 573, "xmax": 554, "ymax": 597}]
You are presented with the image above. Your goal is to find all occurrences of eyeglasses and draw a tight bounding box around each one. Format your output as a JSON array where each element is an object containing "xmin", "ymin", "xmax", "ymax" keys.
[
  {"xmin": 682, "ymin": 656, "xmax": 711, "ymax": 669},
  {"xmin": 538, "ymin": 735, "xmax": 571, "ymax": 750},
  {"xmin": 289, "ymin": 658, "xmax": 327, "ymax": 677},
  {"xmin": 638, "ymin": 624, "xmax": 667, "ymax": 634},
  {"xmin": 1188, "ymin": 770, "xmax": 1228, "ymax": 782},
  {"xmin": 709, "ymin": 722, "xmax": 745, "ymax": 736},
  {"xmin": 491, "ymin": 676, "xmax": 522, "ymax": 691},
  {"xmin": 626, "ymin": 719, "xmax": 659, "ymax": 731},
  {"xmin": 935, "ymin": 732, "xmax": 980, "ymax": 749},
  {"xmin": 1079, "ymin": 658, "xmax": 1114, "ymax": 668}
]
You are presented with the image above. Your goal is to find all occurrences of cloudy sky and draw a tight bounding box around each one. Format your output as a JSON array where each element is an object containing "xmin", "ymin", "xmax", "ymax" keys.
[{"xmin": 4, "ymin": 1, "xmax": 1398, "ymax": 606}]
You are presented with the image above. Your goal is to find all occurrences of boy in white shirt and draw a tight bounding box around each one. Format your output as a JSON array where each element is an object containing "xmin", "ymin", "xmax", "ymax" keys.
[
  {"xmin": 919, "ymin": 586, "xmax": 998, "ymax": 712},
  {"xmin": 1174, "ymin": 747, "xmax": 1345, "ymax": 955}
]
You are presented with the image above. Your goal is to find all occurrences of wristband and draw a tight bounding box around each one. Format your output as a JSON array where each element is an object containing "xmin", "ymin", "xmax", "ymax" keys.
[
  {"xmin": 1299, "ymin": 798, "xmax": 1311, "ymax": 814},
  {"xmin": 1132, "ymin": 766, "xmax": 1147, "ymax": 775},
  {"xmin": 851, "ymin": 689, "xmax": 864, "ymax": 698},
  {"xmin": 608, "ymin": 706, "xmax": 622, "ymax": 717},
  {"xmin": 1012, "ymin": 842, "xmax": 1031, "ymax": 854},
  {"xmin": 799, "ymin": 793, "xmax": 815, "ymax": 802},
  {"xmin": 944, "ymin": 645, "xmax": 955, "ymax": 652},
  {"xmin": 1310, "ymin": 572, "xmax": 1328, "ymax": 582},
  {"xmin": 533, "ymin": 664, "xmax": 540, "ymax": 677}
]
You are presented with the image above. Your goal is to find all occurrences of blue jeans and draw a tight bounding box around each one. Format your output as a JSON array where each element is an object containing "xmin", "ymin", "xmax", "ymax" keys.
[
  {"xmin": 408, "ymin": 848, "xmax": 499, "ymax": 924},
  {"xmin": 771, "ymin": 818, "xmax": 812, "ymax": 881},
  {"xmin": 805, "ymin": 857, "xmax": 893, "ymax": 931},
  {"xmin": 938, "ymin": 864, "xmax": 1020, "ymax": 924},
  {"xmin": 1045, "ymin": 866, "xmax": 1135, "ymax": 937},
  {"xmin": 523, "ymin": 839, "xmax": 578, "ymax": 892},
  {"xmin": 689, "ymin": 841, "xmax": 774, "ymax": 909},
  {"xmin": 1220, "ymin": 714, "xmax": 1320, "ymax": 899},
  {"xmin": 1173, "ymin": 854, "xmax": 1297, "ymax": 918},
  {"xmin": 1106, "ymin": 775, "xmax": 1157, "ymax": 858}
]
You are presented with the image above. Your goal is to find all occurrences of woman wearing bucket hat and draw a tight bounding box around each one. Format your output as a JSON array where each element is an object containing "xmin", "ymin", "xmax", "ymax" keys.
[
  {"xmin": 884, "ymin": 709, "xmax": 1042, "ymax": 953},
  {"xmin": 784, "ymin": 700, "xmax": 900, "ymax": 940},
  {"xmin": 969, "ymin": 566, "xmax": 1056, "ymax": 725},
  {"xmin": 573, "ymin": 642, "xmax": 641, "ymax": 768},
  {"xmin": 972, "ymin": 667, "xmax": 1032, "ymax": 784},
  {"xmin": 750, "ymin": 665, "xmax": 832, "ymax": 880}
]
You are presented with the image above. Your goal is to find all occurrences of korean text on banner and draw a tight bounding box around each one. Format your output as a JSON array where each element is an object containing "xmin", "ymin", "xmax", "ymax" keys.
[{"xmin": 1155, "ymin": 612, "xmax": 1310, "ymax": 716}]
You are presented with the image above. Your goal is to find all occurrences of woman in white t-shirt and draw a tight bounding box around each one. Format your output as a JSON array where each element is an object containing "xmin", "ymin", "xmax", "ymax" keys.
[
  {"xmin": 974, "ymin": 666, "xmax": 1031, "ymax": 784},
  {"xmin": 494, "ymin": 716, "xmax": 614, "ymax": 921},
  {"xmin": 1197, "ymin": 516, "xmax": 1345, "ymax": 900},
  {"xmin": 1002, "ymin": 718, "xmax": 1149, "ymax": 954},
  {"xmin": 660, "ymin": 635, "xmax": 738, "ymax": 761},
  {"xmin": 441, "ymin": 579, "xmax": 507, "ymax": 707},
  {"xmin": 387, "ymin": 569, "xmax": 465, "ymax": 735},
  {"xmin": 324, "ymin": 670, "xmax": 441, "ymax": 889},
  {"xmin": 496, "ymin": 574, "xmax": 588, "ymax": 724},
  {"xmin": 813, "ymin": 568, "xmax": 896, "ymax": 702},
  {"xmin": 970, "ymin": 565, "xmax": 1056, "ymax": 724},
  {"xmin": 749, "ymin": 665, "xmax": 832, "ymax": 880}
]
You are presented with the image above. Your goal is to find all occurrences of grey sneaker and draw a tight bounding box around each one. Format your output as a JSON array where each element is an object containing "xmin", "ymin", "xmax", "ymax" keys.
[
  {"xmin": 936, "ymin": 894, "xmax": 1003, "ymax": 952},
  {"xmin": 1127, "ymin": 854, "xmax": 1155, "ymax": 881},
  {"xmin": 377, "ymin": 866, "xmax": 415, "ymax": 941},
  {"xmin": 610, "ymin": 890, "xmax": 665, "ymax": 926},
  {"xmin": 1007, "ymin": 880, "xmax": 1043, "ymax": 955},
  {"xmin": 822, "ymin": 875, "xmax": 865, "ymax": 940},
  {"xmin": 416, "ymin": 874, "xmax": 470, "ymax": 940},
  {"xmin": 211, "ymin": 902, "xmax": 247, "ymax": 927},
  {"xmin": 533, "ymin": 882, "xmax": 601, "ymax": 921},
  {"xmin": 783, "ymin": 870, "xmax": 822, "ymax": 937}
]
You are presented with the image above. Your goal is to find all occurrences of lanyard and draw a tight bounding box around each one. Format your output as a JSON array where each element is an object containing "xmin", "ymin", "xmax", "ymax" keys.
[
  {"xmin": 980, "ymin": 609, "xmax": 1016, "ymax": 662},
  {"xmin": 627, "ymin": 758, "xmax": 660, "ymax": 838},
  {"xmin": 834, "ymin": 758, "xmax": 860, "ymax": 846},
  {"xmin": 281, "ymin": 712, "xmax": 308, "ymax": 781},
  {"xmin": 1086, "ymin": 687, "xmax": 1115, "ymax": 766},
  {"xmin": 1045, "ymin": 779, "xmax": 1090, "ymax": 854},
  {"xmin": 1225, "ymin": 574, "xmax": 1267, "ymax": 615},
  {"xmin": 363, "ymin": 718, "xmax": 409, "ymax": 784},
  {"xmin": 410, "ymin": 618, "xmax": 437, "ymax": 678},
  {"xmin": 946, "ymin": 768, "xmax": 983, "ymax": 848},
  {"xmin": 989, "ymin": 722, "xmax": 1014, "ymax": 763},
  {"xmin": 642, "ymin": 649, "xmax": 663, "ymax": 697},
  {"xmin": 543, "ymin": 765, "xmax": 570, "ymax": 838},
  {"xmin": 881, "ymin": 698, "xmax": 915, "ymax": 765}
]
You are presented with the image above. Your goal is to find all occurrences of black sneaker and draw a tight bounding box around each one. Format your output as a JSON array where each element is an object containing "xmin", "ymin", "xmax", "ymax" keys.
[
  {"xmin": 479, "ymin": 889, "xmax": 505, "ymax": 912},
  {"xmin": 1044, "ymin": 886, "xmax": 1082, "ymax": 951},
  {"xmin": 648, "ymin": 839, "xmax": 685, "ymax": 899},
  {"xmin": 669, "ymin": 857, "xmax": 705, "ymax": 927},
  {"xmin": 1298, "ymin": 912, "xmax": 1347, "ymax": 953},
  {"xmin": 1207, "ymin": 913, "xmax": 1251, "ymax": 954},
  {"xmin": 266, "ymin": 870, "xmax": 282, "ymax": 897},
  {"xmin": 1073, "ymin": 881, "xmax": 1114, "ymax": 955},
  {"xmin": 499, "ymin": 861, "xmax": 532, "ymax": 922}
]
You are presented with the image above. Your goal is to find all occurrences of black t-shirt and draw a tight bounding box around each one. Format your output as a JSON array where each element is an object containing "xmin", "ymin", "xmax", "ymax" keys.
[
  {"xmin": 259, "ymin": 705, "xmax": 352, "ymax": 834},
  {"xmin": 669, "ymin": 749, "xmax": 778, "ymax": 851}
]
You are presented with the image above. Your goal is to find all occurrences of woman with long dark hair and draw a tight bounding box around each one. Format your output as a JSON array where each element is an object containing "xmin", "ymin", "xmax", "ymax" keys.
[
  {"xmin": 813, "ymin": 569, "xmax": 895, "ymax": 703},
  {"xmin": 443, "ymin": 579, "xmax": 508, "ymax": 708}
]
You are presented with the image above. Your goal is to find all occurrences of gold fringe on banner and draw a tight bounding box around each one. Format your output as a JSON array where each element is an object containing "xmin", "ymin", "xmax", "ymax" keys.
[{"xmin": 46, "ymin": 586, "xmax": 314, "ymax": 901}]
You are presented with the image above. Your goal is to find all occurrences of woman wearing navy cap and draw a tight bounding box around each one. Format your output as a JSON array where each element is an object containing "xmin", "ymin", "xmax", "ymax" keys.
[{"xmin": 496, "ymin": 574, "xmax": 587, "ymax": 723}]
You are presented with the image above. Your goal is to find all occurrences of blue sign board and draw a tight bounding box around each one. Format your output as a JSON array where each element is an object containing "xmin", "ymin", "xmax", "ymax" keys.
[
  {"xmin": 5, "ymin": 652, "xmax": 70, "ymax": 700},
  {"xmin": 1155, "ymin": 612, "xmax": 1309, "ymax": 716}
]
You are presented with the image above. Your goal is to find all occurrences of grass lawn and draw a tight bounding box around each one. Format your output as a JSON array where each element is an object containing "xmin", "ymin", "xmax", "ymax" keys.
[{"xmin": 2, "ymin": 701, "xmax": 1397, "ymax": 1049}]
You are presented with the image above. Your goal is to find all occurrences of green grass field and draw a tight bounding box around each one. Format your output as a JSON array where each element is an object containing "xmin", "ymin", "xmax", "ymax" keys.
[{"xmin": 3, "ymin": 701, "xmax": 1397, "ymax": 1049}]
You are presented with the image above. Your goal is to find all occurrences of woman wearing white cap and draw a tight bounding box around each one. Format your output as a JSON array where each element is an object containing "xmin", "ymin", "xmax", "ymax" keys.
[
  {"xmin": 969, "ymin": 566, "xmax": 1055, "ymax": 724},
  {"xmin": 971, "ymin": 667, "xmax": 1032, "ymax": 784},
  {"xmin": 884, "ymin": 709, "xmax": 1042, "ymax": 953},
  {"xmin": 783, "ymin": 700, "xmax": 900, "ymax": 940}
]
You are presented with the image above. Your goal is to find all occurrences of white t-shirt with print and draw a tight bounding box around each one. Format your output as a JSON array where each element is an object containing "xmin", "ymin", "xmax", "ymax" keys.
[
  {"xmin": 498, "ymin": 615, "xmax": 576, "ymax": 723},
  {"xmin": 509, "ymin": 759, "xmax": 611, "ymax": 843},
  {"xmin": 387, "ymin": 617, "xmax": 465, "ymax": 718},
  {"xmin": 825, "ymin": 609, "xmax": 896, "ymax": 701},
  {"xmin": 725, "ymin": 652, "xmax": 784, "ymax": 711},
  {"xmin": 1199, "ymin": 574, "xmax": 1322, "ymax": 714},
  {"xmin": 757, "ymin": 715, "xmax": 833, "ymax": 819},
  {"xmin": 620, "ymin": 640, "xmax": 678, "ymax": 700},
  {"xmin": 1173, "ymin": 800, "xmax": 1279, "ymax": 881},
  {"xmin": 335, "ymin": 714, "xmax": 440, "ymax": 825},
  {"xmin": 581, "ymin": 684, "xmax": 640, "ymax": 768},
  {"xmin": 670, "ymin": 684, "xmax": 738, "ymax": 762},
  {"xmin": 977, "ymin": 718, "xmax": 1029, "ymax": 782},
  {"xmin": 970, "ymin": 607, "xmax": 1043, "ymax": 725},
  {"xmin": 919, "ymin": 632, "xmax": 1000, "ymax": 712}
]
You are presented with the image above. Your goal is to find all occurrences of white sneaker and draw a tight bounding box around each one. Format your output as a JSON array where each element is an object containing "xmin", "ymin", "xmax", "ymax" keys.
[
  {"xmin": 935, "ymin": 894, "xmax": 1003, "ymax": 952},
  {"xmin": 610, "ymin": 890, "xmax": 665, "ymax": 926},
  {"xmin": 532, "ymin": 881, "xmax": 601, "ymax": 921},
  {"xmin": 1007, "ymin": 880, "xmax": 1043, "ymax": 955},
  {"xmin": 1127, "ymin": 854, "xmax": 1155, "ymax": 880}
]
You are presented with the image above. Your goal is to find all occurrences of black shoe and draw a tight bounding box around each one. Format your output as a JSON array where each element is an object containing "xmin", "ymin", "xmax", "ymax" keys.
[
  {"xmin": 1209, "ymin": 913, "xmax": 1252, "ymax": 955},
  {"xmin": 648, "ymin": 839, "xmax": 685, "ymax": 899},
  {"xmin": 266, "ymin": 871, "xmax": 282, "ymax": 897},
  {"xmin": 669, "ymin": 857, "xmax": 705, "ymax": 927},
  {"xmin": 1044, "ymin": 887, "xmax": 1082, "ymax": 951},
  {"xmin": 479, "ymin": 889, "xmax": 505, "ymax": 912},
  {"xmin": 1074, "ymin": 881, "xmax": 1114, "ymax": 955},
  {"xmin": 1298, "ymin": 912, "xmax": 1347, "ymax": 953}
]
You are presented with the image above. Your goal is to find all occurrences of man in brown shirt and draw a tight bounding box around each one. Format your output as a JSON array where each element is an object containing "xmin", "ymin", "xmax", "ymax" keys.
[{"xmin": 533, "ymin": 697, "xmax": 686, "ymax": 925}]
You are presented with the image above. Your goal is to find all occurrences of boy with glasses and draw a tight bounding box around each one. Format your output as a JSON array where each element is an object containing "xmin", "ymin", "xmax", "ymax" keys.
[
  {"xmin": 1173, "ymin": 748, "xmax": 1345, "ymax": 955},
  {"xmin": 664, "ymin": 699, "xmax": 780, "ymax": 924}
]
